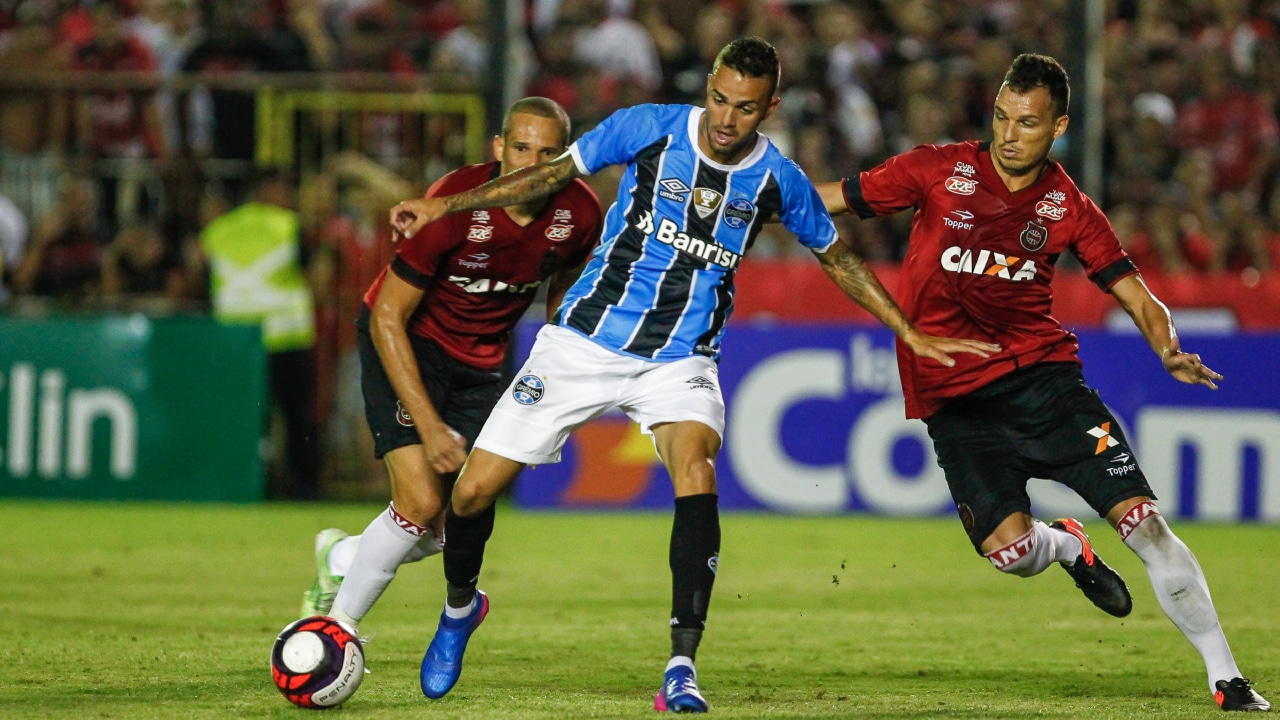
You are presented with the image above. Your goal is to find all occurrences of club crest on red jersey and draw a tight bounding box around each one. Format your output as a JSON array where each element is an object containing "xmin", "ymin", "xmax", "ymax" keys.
[
  {"xmin": 1019, "ymin": 219, "xmax": 1049, "ymax": 252},
  {"xmin": 945, "ymin": 176, "xmax": 978, "ymax": 195}
]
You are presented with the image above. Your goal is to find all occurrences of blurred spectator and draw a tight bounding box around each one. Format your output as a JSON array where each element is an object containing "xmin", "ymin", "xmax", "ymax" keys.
[
  {"xmin": 178, "ymin": 3, "xmax": 317, "ymax": 163},
  {"xmin": 564, "ymin": 0, "xmax": 660, "ymax": 103},
  {"xmin": 0, "ymin": 191, "xmax": 28, "ymax": 305},
  {"xmin": 99, "ymin": 221, "xmax": 187, "ymax": 306},
  {"xmin": 648, "ymin": 2, "xmax": 735, "ymax": 106},
  {"xmin": 72, "ymin": 1, "xmax": 167, "ymax": 234},
  {"xmin": 1175, "ymin": 50, "xmax": 1276, "ymax": 272},
  {"xmin": 0, "ymin": 5, "xmax": 72, "ymax": 223},
  {"xmin": 197, "ymin": 169, "xmax": 320, "ymax": 500},
  {"xmin": 73, "ymin": 2, "xmax": 166, "ymax": 161},
  {"xmin": 12, "ymin": 177, "xmax": 105, "ymax": 301}
]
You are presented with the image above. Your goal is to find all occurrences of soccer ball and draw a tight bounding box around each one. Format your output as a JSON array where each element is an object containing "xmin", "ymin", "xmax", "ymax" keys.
[{"xmin": 270, "ymin": 616, "xmax": 365, "ymax": 708}]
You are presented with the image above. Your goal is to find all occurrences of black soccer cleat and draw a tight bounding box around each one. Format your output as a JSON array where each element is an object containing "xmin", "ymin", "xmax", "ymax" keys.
[
  {"xmin": 1216, "ymin": 678, "xmax": 1271, "ymax": 712},
  {"xmin": 1050, "ymin": 518, "xmax": 1133, "ymax": 618}
]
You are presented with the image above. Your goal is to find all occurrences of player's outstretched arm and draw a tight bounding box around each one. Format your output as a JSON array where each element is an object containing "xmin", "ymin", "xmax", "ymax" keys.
[
  {"xmin": 813, "ymin": 241, "xmax": 1001, "ymax": 367},
  {"xmin": 370, "ymin": 272, "xmax": 468, "ymax": 473},
  {"xmin": 390, "ymin": 152, "xmax": 582, "ymax": 240},
  {"xmin": 815, "ymin": 181, "xmax": 851, "ymax": 216},
  {"xmin": 1110, "ymin": 273, "xmax": 1223, "ymax": 389}
]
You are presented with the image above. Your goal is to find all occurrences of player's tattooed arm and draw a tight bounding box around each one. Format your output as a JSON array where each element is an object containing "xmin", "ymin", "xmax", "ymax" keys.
[
  {"xmin": 390, "ymin": 153, "xmax": 582, "ymax": 240},
  {"xmin": 814, "ymin": 241, "xmax": 1001, "ymax": 367}
]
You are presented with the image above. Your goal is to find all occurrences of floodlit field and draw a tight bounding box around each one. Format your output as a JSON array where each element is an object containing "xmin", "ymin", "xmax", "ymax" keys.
[{"xmin": 1, "ymin": 501, "xmax": 1276, "ymax": 719}]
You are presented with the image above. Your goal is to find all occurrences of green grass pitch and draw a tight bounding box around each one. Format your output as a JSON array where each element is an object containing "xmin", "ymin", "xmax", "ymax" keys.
[{"xmin": 1, "ymin": 501, "xmax": 1276, "ymax": 719}]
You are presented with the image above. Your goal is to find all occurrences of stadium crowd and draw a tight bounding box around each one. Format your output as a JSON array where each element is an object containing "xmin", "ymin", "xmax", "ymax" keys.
[{"xmin": 2, "ymin": 0, "xmax": 1279, "ymax": 495}]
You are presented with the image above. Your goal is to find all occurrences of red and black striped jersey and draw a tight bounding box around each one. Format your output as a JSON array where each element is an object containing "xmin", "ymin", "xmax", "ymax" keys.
[
  {"xmin": 363, "ymin": 162, "xmax": 602, "ymax": 370},
  {"xmin": 843, "ymin": 141, "xmax": 1137, "ymax": 419}
]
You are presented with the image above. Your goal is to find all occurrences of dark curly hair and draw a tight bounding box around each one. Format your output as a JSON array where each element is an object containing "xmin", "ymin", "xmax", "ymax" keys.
[
  {"xmin": 1002, "ymin": 54, "xmax": 1070, "ymax": 118},
  {"xmin": 712, "ymin": 37, "xmax": 781, "ymax": 97}
]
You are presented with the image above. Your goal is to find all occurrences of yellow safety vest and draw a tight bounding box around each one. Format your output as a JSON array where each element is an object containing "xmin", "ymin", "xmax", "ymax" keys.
[{"xmin": 200, "ymin": 202, "xmax": 315, "ymax": 353}]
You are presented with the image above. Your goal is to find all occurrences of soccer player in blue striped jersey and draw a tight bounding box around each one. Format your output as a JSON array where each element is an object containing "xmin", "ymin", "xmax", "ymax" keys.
[{"xmin": 392, "ymin": 37, "xmax": 1000, "ymax": 711}]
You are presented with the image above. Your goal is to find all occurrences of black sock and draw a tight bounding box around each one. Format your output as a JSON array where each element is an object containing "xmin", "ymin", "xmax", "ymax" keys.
[
  {"xmin": 669, "ymin": 493, "xmax": 719, "ymax": 660},
  {"xmin": 443, "ymin": 504, "xmax": 496, "ymax": 608}
]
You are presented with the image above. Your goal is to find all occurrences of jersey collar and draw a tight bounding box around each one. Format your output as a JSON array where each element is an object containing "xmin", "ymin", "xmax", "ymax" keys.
[{"xmin": 687, "ymin": 107, "xmax": 770, "ymax": 171}]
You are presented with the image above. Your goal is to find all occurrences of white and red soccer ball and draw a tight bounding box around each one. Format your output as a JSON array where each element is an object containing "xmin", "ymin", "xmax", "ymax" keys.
[{"xmin": 270, "ymin": 616, "xmax": 365, "ymax": 709}]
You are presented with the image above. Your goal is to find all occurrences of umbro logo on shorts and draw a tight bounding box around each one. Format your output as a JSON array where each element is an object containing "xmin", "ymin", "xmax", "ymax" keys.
[
  {"xmin": 685, "ymin": 376, "xmax": 715, "ymax": 390},
  {"xmin": 512, "ymin": 374, "xmax": 546, "ymax": 405}
]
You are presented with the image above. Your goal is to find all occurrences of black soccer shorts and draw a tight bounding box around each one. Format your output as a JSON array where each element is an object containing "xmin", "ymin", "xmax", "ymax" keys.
[
  {"xmin": 356, "ymin": 315, "xmax": 505, "ymax": 460},
  {"xmin": 924, "ymin": 362, "xmax": 1155, "ymax": 552}
]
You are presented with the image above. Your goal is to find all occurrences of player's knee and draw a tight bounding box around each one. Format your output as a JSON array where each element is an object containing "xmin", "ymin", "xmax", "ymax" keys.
[
  {"xmin": 390, "ymin": 496, "xmax": 440, "ymax": 528},
  {"xmin": 672, "ymin": 459, "xmax": 717, "ymax": 495},
  {"xmin": 450, "ymin": 478, "xmax": 495, "ymax": 517}
]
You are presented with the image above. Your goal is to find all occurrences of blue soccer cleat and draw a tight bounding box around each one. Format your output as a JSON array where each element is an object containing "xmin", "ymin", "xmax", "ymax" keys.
[
  {"xmin": 420, "ymin": 590, "xmax": 489, "ymax": 699},
  {"xmin": 654, "ymin": 663, "xmax": 708, "ymax": 713}
]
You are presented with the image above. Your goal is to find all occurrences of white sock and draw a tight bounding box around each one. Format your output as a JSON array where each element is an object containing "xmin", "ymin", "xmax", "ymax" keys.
[
  {"xmin": 403, "ymin": 533, "xmax": 445, "ymax": 564},
  {"xmin": 666, "ymin": 656, "xmax": 695, "ymax": 673},
  {"xmin": 327, "ymin": 536, "xmax": 359, "ymax": 578},
  {"xmin": 985, "ymin": 520, "xmax": 1081, "ymax": 577},
  {"xmin": 443, "ymin": 596, "xmax": 476, "ymax": 619},
  {"xmin": 331, "ymin": 504, "xmax": 427, "ymax": 628},
  {"xmin": 1119, "ymin": 501, "xmax": 1240, "ymax": 692}
]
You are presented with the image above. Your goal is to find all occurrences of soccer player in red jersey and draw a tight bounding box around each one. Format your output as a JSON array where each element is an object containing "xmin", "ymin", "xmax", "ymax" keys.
[
  {"xmin": 814, "ymin": 54, "xmax": 1269, "ymax": 712},
  {"xmin": 297, "ymin": 97, "xmax": 603, "ymax": 642}
]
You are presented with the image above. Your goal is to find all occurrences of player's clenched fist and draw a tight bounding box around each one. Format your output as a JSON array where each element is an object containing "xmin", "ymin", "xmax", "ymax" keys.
[
  {"xmin": 422, "ymin": 422, "xmax": 468, "ymax": 474},
  {"xmin": 389, "ymin": 197, "xmax": 448, "ymax": 241}
]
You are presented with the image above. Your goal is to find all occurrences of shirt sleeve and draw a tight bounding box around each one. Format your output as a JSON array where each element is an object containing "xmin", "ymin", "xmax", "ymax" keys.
[
  {"xmin": 392, "ymin": 216, "xmax": 460, "ymax": 289},
  {"xmin": 1070, "ymin": 193, "xmax": 1138, "ymax": 291},
  {"xmin": 776, "ymin": 159, "xmax": 838, "ymax": 252},
  {"xmin": 842, "ymin": 144, "xmax": 936, "ymax": 218},
  {"xmin": 569, "ymin": 104, "xmax": 671, "ymax": 176}
]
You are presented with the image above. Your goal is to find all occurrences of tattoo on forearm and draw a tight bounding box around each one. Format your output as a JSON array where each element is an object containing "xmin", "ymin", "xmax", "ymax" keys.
[
  {"xmin": 443, "ymin": 157, "xmax": 573, "ymax": 213},
  {"xmin": 823, "ymin": 245, "xmax": 912, "ymax": 337}
]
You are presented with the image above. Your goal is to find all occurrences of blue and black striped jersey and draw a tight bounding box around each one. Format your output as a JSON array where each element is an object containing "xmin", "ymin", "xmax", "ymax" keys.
[{"xmin": 556, "ymin": 103, "xmax": 838, "ymax": 362}]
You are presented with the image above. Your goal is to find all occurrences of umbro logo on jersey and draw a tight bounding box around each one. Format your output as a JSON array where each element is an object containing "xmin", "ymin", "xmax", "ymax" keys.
[
  {"xmin": 658, "ymin": 178, "xmax": 690, "ymax": 202},
  {"xmin": 941, "ymin": 246, "xmax": 1038, "ymax": 281},
  {"xmin": 686, "ymin": 376, "xmax": 715, "ymax": 390},
  {"xmin": 1088, "ymin": 422, "xmax": 1120, "ymax": 454},
  {"xmin": 693, "ymin": 187, "xmax": 723, "ymax": 219}
]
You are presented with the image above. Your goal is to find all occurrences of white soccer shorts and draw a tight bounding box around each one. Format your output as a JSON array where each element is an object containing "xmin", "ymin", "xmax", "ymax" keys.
[{"xmin": 473, "ymin": 324, "xmax": 725, "ymax": 465}]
